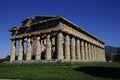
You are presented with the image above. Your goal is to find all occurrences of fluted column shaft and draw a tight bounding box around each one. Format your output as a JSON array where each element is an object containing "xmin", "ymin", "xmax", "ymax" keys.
[
  {"xmin": 64, "ymin": 35, "xmax": 70, "ymax": 60},
  {"xmin": 85, "ymin": 42, "xmax": 88, "ymax": 60},
  {"xmin": 96, "ymin": 47, "xmax": 99, "ymax": 61},
  {"xmin": 46, "ymin": 34, "xmax": 52, "ymax": 60},
  {"xmin": 88, "ymin": 43, "xmax": 91, "ymax": 61},
  {"xmin": 76, "ymin": 39, "xmax": 80, "ymax": 60},
  {"xmin": 102, "ymin": 49, "xmax": 106, "ymax": 61},
  {"xmin": 35, "ymin": 37, "xmax": 41, "ymax": 60},
  {"xmin": 26, "ymin": 38, "xmax": 31, "ymax": 60},
  {"xmin": 92, "ymin": 46, "xmax": 95, "ymax": 61},
  {"xmin": 57, "ymin": 32, "xmax": 63, "ymax": 60},
  {"xmin": 70, "ymin": 37, "xmax": 76, "ymax": 60},
  {"xmin": 81, "ymin": 40, "xmax": 85, "ymax": 60},
  {"xmin": 94, "ymin": 46, "xmax": 97, "ymax": 61},
  {"xmin": 18, "ymin": 39, "xmax": 24, "ymax": 60},
  {"xmin": 91, "ymin": 45, "xmax": 93, "ymax": 61},
  {"xmin": 10, "ymin": 40, "xmax": 16, "ymax": 62}
]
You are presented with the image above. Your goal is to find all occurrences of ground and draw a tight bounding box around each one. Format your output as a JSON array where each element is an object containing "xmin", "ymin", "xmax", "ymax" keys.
[{"xmin": 0, "ymin": 60, "xmax": 120, "ymax": 80}]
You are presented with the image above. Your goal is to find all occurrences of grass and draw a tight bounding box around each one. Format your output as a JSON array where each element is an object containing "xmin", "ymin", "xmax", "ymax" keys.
[{"xmin": 0, "ymin": 61, "xmax": 120, "ymax": 80}]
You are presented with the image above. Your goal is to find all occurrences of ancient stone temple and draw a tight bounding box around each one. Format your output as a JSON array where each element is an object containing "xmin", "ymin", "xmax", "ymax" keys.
[{"xmin": 9, "ymin": 15, "xmax": 105, "ymax": 62}]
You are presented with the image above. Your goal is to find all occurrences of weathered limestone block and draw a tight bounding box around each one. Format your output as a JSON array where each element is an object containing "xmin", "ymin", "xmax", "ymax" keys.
[
  {"xmin": 26, "ymin": 38, "xmax": 31, "ymax": 60},
  {"xmin": 10, "ymin": 40, "xmax": 16, "ymax": 62},
  {"xmin": 70, "ymin": 37, "xmax": 76, "ymax": 60},
  {"xmin": 57, "ymin": 32, "xmax": 63, "ymax": 60},
  {"xmin": 76, "ymin": 39, "xmax": 80, "ymax": 60},
  {"xmin": 46, "ymin": 34, "xmax": 52, "ymax": 60},
  {"xmin": 18, "ymin": 39, "xmax": 24, "ymax": 60},
  {"xmin": 35, "ymin": 36, "xmax": 41, "ymax": 60},
  {"xmin": 64, "ymin": 35, "xmax": 70, "ymax": 60}
]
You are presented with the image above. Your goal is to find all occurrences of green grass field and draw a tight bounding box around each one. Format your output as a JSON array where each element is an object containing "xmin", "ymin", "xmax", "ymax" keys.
[{"xmin": 0, "ymin": 62, "xmax": 120, "ymax": 80}]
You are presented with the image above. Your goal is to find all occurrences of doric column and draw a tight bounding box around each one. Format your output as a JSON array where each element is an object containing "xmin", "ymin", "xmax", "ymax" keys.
[
  {"xmin": 76, "ymin": 39, "xmax": 80, "ymax": 60},
  {"xmin": 57, "ymin": 32, "xmax": 63, "ymax": 60},
  {"xmin": 26, "ymin": 38, "xmax": 31, "ymax": 60},
  {"xmin": 94, "ymin": 46, "xmax": 96, "ymax": 61},
  {"xmin": 85, "ymin": 42, "xmax": 88, "ymax": 61},
  {"xmin": 88, "ymin": 43, "xmax": 91, "ymax": 61},
  {"xmin": 46, "ymin": 34, "xmax": 52, "ymax": 60},
  {"xmin": 97, "ymin": 47, "xmax": 100, "ymax": 61},
  {"xmin": 91, "ymin": 44, "xmax": 93, "ymax": 61},
  {"xmin": 81, "ymin": 40, "xmax": 85, "ymax": 60},
  {"xmin": 92, "ymin": 45, "xmax": 95, "ymax": 61},
  {"xmin": 103, "ymin": 49, "xmax": 106, "ymax": 61},
  {"xmin": 100, "ymin": 48, "xmax": 102, "ymax": 61},
  {"xmin": 79, "ymin": 40, "xmax": 82, "ymax": 60},
  {"xmin": 96, "ymin": 46, "xmax": 99, "ymax": 61},
  {"xmin": 41, "ymin": 40, "xmax": 44, "ymax": 52},
  {"xmin": 18, "ymin": 39, "xmax": 24, "ymax": 60},
  {"xmin": 70, "ymin": 37, "xmax": 76, "ymax": 60},
  {"xmin": 64, "ymin": 34, "xmax": 70, "ymax": 60},
  {"xmin": 10, "ymin": 39, "xmax": 16, "ymax": 62},
  {"xmin": 35, "ymin": 36, "xmax": 41, "ymax": 60}
]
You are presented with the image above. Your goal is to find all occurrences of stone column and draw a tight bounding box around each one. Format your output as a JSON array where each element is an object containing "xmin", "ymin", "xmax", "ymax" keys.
[
  {"xmin": 91, "ymin": 44, "xmax": 93, "ymax": 61},
  {"xmin": 94, "ymin": 46, "xmax": 96, "ymax": 61},
  {"xmin": 18, "ymin": 39, "xmax": 24, "ymax": 61},
  {"xmin": 76, "ymin": 39, "xmax": 80, "ymax": 60},
  {"xmin": 92, "ymin": 45, "xmax": 95, "ymax": 61},
  {"xmin": 10, "ymin": 40, "xmax": 16, "ymax": 62},
  {"xmin": 103, "ymin": 49, "xmax": 106, "ymax": 61},
  {"xmin": 85, "ymin": 42, "xmax": 88, "ymax": 61},
  {"xmin": 88, "ymin": 43, "xmax": 91, "ymax": 61},
  {"xmin": 41, "ymin": 40, "xmax": 44, "ymax": 52},
  {"xmin": 35, "ymin": 36, "xmax": 41, "ymax": 60},
  {"xmin": 64, "ymin": 34, "xmax": 70, "ymax": 60},
  {"xmin": 96, "ymin": 46, "xmax": 98, "ymax": 61},
  {"xmin": 46, "ymin": 34, "xmax": 52, "ymax": 60},
  {"xmin": 26, "ymin": 38, "xmax": 31, "ymax": 60},
  {"xmin": 97, "ymin": 47, "xmax": 100, "ymax": 61},
  {"xmin": 79, "ymin": 40, "xmax": 82, "ymax": 60},
  {"xmin": 70, "ymin": 37, "xmax": 76, "ymax": 61},
  {"xmin": 57, "ymin": 32, "xmax": 63, "ymax": 60},
  {"xmin": 81, "ymin": 40, "xmax": 85, "ymax": 60}
]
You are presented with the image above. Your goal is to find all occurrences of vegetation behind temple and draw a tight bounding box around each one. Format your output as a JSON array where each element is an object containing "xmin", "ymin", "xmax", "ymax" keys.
[{"xmin": 105, "ymin": 46, "xmax": 120, "ymax": 62}]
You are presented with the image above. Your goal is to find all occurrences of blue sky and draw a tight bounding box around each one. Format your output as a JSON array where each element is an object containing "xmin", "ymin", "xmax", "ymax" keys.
[{"xmin": 0, "ymin": 0, "xmax": 120, "ymax": 58}]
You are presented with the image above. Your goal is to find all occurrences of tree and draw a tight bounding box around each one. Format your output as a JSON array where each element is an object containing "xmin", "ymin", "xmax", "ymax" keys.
[
  {"xmin": 113, "ymin": 47, "xmax": 120, "ymax": 62},
  {"xmin": 105, "ymin": 52, "xmax": 113, "ymax": 62}
]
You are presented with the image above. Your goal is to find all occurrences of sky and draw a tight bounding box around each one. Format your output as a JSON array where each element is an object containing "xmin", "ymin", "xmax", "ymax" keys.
[{"xmin": 0, "ymin": 0, "xmax": 120, "ymax": 58}]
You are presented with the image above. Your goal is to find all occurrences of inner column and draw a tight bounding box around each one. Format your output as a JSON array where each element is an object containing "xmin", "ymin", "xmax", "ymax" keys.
[{"xmin": 46, "ymin": 34, "xmax": 52, "ymax": 60}]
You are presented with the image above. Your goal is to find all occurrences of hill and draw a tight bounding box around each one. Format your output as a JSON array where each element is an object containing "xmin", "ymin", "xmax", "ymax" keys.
[{"xmin": 105, "ymin": 46, "xmax": 118, "ymax": 54}]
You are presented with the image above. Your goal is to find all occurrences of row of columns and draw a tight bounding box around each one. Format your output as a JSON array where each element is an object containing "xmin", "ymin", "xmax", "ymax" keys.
[{"xmin": 10, "ymin": 32, "xmax": 105, "ymax": 62}]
